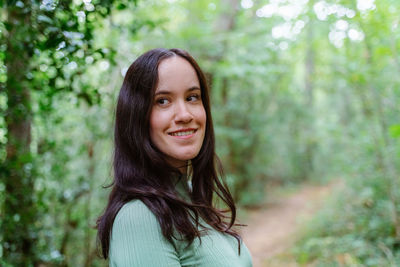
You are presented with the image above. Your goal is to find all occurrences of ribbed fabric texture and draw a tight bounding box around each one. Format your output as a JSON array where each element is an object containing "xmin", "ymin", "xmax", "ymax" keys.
[{"xmin": 109, "ymin": 179, "xmax": 253, "ymax": 267}]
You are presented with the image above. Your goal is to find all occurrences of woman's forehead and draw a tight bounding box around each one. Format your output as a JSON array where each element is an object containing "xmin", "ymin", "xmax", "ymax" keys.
[{"xmin": 156, "ymin": 57, "xmax": 200, "ymax": 93}]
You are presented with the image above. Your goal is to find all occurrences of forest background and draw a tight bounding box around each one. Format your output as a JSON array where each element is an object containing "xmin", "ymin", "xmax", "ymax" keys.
[{"xmin": 1, "ymin": 0, "xmax": 399, "ymax": 266}]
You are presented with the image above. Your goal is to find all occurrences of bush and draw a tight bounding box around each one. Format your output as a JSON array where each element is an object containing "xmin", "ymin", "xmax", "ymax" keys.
[{"xmin": 294, "ymin": 172, "xmax": 400, "ymax": 266}]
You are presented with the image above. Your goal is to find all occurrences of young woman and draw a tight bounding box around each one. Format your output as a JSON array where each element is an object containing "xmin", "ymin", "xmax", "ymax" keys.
[{"xmin": 97, "ymin": 48, "xmax": 253, "ymax": 266}]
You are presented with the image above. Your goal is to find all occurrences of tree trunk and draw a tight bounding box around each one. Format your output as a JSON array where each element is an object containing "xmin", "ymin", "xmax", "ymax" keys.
[
  {"xmin": 3, "ymin": 3, "xmax": 37, "ymax": 265},
  {"xmin": 359, "ymin": 22, "xmax": 400, "ymax": 238},
  {"xmin": 84, "ymin": 141, "xmax": 95, "ymax": 267},
  {"xmin": 213, "ymin": 0, "xmax": 241, "ymax": 199},
  {"xmin": 303, "ymin": 2, "xmax": 316, "ymax": 177}
]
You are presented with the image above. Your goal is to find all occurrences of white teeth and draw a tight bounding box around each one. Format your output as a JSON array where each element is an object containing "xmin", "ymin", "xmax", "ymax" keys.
[{"xmin": 170, "ymin": 130, "xmax": 195, "ymax": 136}]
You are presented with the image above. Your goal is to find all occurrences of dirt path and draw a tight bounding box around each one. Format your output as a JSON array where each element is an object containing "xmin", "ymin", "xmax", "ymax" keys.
[{"xmin": 241, "ymin": 182, "xmax": 338, "ymax": 267}]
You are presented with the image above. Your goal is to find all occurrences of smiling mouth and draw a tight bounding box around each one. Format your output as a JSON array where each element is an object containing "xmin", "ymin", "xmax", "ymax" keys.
[{"xmin": 169, "ymin": 129, "xmax": 196, "ymax": 136}]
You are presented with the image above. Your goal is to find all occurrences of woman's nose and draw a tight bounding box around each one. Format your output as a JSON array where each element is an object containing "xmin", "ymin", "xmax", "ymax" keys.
[{"xmin": 174, "ymin": 101, "xmax": 193, "ymax": 123}]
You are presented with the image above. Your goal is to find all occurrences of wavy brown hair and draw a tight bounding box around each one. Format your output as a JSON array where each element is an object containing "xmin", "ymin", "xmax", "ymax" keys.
[{"xmin": 96, "ymin": 48, "xmax": 240, "ymax": 259}]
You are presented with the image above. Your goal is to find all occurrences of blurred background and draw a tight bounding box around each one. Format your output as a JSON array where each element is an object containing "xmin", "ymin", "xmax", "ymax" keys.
[{"xmin": 1, "ymin": 0, "xmax": 399, "ymax": 266}]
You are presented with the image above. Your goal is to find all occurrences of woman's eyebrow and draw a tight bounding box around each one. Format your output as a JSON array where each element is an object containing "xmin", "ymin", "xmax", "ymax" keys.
[
  {"xmin": 188, "ymin": 86, "xmax": 201, "ymax": 92},
  {"xmin": 155, "ymin": 86, "xmax": 201, "ymax": 96},
  {"xmin": 154, "ymin": 90, "xmax": 170, "ymax": 96}
]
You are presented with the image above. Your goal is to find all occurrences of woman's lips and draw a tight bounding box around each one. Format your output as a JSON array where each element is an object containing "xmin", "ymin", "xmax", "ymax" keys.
[{"xmin": 168, "ymin": 128, "xmax": 197, "ymax": 138}]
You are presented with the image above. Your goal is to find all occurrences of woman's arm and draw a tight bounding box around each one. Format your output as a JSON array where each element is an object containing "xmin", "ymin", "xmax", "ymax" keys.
[{"xmin": 109, "ymin": 200, "xmax": 181, "ymax": 267}]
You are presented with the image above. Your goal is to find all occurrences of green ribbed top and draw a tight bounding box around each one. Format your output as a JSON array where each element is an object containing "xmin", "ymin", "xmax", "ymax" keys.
[{"xmin": 109, "ymin": 177, "xmax": 253, "ymax": 267}]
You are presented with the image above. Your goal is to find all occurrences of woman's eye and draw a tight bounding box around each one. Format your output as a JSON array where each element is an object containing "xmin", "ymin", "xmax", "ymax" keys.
[
  {"xmin": 187, "ymin": 94, "xmax": 200, "ymax": 102},
  {"xmin": 156, "ymin": 98, "xmax": 169, "ymax": 105}
]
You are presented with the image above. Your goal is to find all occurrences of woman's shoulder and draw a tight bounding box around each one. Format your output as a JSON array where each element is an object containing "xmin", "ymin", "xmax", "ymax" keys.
[
  {"xmin": 111, "ymin": 200, "xmax": 165, "ymax": 250},
  {"xmin": 113, "ymin": 199, "xmax": 158, "ymax": 228},
  {"xmin": 110, "ymin": 202, "xmax": 181, "ymax": 266}
]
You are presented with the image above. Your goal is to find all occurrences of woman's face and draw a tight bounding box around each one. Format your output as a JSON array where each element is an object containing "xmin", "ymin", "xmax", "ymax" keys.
[{"xmin": 150, "ymin": 56, "xmax": 206, "ymax": 171}]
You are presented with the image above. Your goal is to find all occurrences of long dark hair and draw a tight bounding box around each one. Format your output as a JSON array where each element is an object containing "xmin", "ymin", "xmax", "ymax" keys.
[{"xmin": 96, "ymin": 48, "xmax": 240, "ymax": 259}]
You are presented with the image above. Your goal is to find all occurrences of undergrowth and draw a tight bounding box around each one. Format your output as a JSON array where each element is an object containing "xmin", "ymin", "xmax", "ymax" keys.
[{"xmin": 294, "ymin": 173, "xmax": 400, "ymax": 266}]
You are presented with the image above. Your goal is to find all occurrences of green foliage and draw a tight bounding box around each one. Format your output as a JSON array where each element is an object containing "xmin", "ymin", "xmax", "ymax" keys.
[
  {"xmin": 0, "ymin": 0, "xmax": 141, "ymax": 266},
  {"xmin": 291, "ymin": 0, "xmax": 400, "ymax": 264},
  {"xmin": 295, "ymin": 173, "xmax": 400, "ymax": 266},
  {"xmin": 1, "ymin": 0, "xmax": 399, "ymax": 265}
]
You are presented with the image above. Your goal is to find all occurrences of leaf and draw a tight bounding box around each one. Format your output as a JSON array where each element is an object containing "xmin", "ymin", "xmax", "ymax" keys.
[
  {"xmin": 389, "ymin": 125, "xmax": 400, "ymax": 138},
  {"xmin": 37, "ymin": 15, "xmax": 53, "ymax": 24}
]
